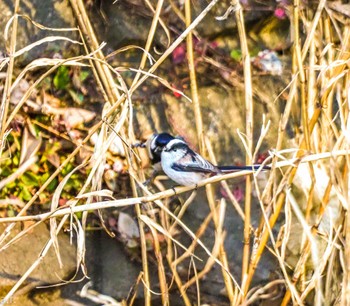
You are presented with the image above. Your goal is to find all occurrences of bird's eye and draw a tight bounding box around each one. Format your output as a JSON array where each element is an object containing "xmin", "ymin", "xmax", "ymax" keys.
[{"xmin": 173, "ymin": 149, "xmax": 177, "ymax": 152}]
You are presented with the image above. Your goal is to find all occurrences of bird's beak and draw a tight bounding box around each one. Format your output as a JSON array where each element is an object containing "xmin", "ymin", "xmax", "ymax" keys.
[{"xmin": 132, "ymin": 142, "xmax": 146, "ymax": 148}]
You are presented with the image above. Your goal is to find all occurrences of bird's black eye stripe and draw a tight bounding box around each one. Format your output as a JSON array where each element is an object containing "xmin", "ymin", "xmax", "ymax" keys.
[{"xmin": 167, "ymin": 142, "xmax": 188, "ymax": 152}]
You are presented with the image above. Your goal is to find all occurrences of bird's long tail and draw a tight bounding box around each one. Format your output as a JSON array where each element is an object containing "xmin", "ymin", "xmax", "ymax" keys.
[{"xmin": 218, "ymin": 165, "xmax": 270, "ymax": 172}]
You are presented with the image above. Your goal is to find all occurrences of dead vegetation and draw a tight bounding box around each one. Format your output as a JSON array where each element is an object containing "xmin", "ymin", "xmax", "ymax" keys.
[{"xmin": 0, "ymin": 0, "xmax": 350, "ymax": 305}]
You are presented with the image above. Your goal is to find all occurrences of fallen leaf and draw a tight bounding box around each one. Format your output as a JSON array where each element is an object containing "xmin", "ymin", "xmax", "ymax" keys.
[
  {"xmin": 20, "ymin": 126, "xmax": 42, "ymax": 165},
  {"xmin": 118, "ymin": 212, "xmax": 140, "ymax": 248},
  {"xmin": 63, "ymin": 108, "xmax": 96, "ymax": 129}
]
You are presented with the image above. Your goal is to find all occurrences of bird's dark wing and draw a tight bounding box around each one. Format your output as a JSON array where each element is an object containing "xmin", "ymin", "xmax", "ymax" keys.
[
  {"xmin": 172, "ymin": 150, "xmax": 218, "ymax": 173},
  {"xmin": 218, "ymin": 165, "xmax": 271, "ymax": 172},
  {"xmin": 171, "ymin": 163, "xmax": 217, "ymax": 173}
]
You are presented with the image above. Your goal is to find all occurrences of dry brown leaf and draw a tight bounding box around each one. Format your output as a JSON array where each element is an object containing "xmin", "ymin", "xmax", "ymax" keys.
[
  {"xmin": 62, "ymin": 108, "xmax": 96, "ymax": 129},
  {"xmin": 20, "ymin": 126, "xmax": 42, "ymax": 165}
]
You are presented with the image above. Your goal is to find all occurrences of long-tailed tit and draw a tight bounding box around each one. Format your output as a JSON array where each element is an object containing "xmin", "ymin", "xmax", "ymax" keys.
[
  {"xmin": 135, "ymin": 133, "xmax": 176, "ymax": 184},
  {"xmin": 161, "ymin": 138, "xmax": 269, "ymax": 186}
]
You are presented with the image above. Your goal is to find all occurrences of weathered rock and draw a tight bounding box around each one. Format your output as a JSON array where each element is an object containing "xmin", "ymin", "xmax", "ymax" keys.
[
  {"xmin": 0, "ymin": 222, "xmax": 77, "ymax": 289},
  {"xmin": 90, "ymin": 0, "xmax": 277, "ymax": 53},
  {"xmin": 85, "ymin": 230, "xmax": 144, "ymax": 300},
  {"xmin": 0, "ymin": 0, "xmax": 78, "ymax": 65}
]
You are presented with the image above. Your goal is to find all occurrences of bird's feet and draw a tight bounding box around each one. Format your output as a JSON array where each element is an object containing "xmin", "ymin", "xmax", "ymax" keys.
[
  {"xmin": 142, "ymin": 170, "xmax": 159, "ymax": 187},
  {"xmin": 143, "ymin": 178, "xmax": 151, "ymax": 187},
  {"xmin": 171, "ymin": 186, "xmax": 177, "ymax": 195}
]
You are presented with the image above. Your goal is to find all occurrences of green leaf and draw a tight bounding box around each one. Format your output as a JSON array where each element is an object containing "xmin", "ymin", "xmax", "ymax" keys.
[
  {"xmin": 39, "ymin": 172, "xmax": 50, "ymax": 185},
  {"xmin": 53, "ymin": 66, "xmax": 70, "ymax": 90},
  {"xmin": 79, "ymin": 70, "xmax": 89, "ymax": 82},
  {"xmin": 0, "ymin": 166, "xmax": 12, "ymax": 177},
  {"xmin": 62, "ymin": 175, "xmax": 83, "ymax": 193},
  {"xmin": 20, "ymin": 172, "xmax": 39, "ymax": 187},
  {"xmin": 47, "ymin": 177, "xmax": 58, "ymax": 192},
  {"xmin": 6, "ymin": 181, "xmax": 16, "ymax": 189},
  {"xmin": 19, "ymin": 187, "xmax": 32, "ymax": 201},
  {"xmin": 12, "ymin": 154, "xmax": 19, "ymax": 166},
  {"xmin": 230, "ymin": 49, "xmax": 242, "ymax": 61},
  {"xmin": 7, "ymin": 208, "xmax": 15, "ymax": 217},
  {"xmin": 61, "ymin": 163, "xmax": 74, "ymax": 176},
  {"xmin": 30, "ymin": 163, "xmax": 40, "ymax": 174},
  {"xmin": 68, "ymin": 89, "xmax": 84, "ymax": 104},
  {"xmin": 39, "ymin": 192, "xmax": 48, "ymax": 203}
]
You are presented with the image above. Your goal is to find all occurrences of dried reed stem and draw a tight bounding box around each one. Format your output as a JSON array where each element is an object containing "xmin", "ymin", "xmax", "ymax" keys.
[
  {"xmin": 183, "ymin": 0, "xmax": 236, "ymax": 302},
  {"xmin": 231, "ymin": 0, "xmax": 253, "ymax": 297},
  {"xmin": 0, "ymin": 0, "xmax": 20, "ymax": 150},
  {"xmin": 69, "ymin": 0, "xmax": 120, "ymax": 103}
]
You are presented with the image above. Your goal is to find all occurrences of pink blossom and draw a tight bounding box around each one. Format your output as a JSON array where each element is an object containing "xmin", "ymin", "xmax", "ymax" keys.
[
  {"xmin": 172, "ymin": 44, "xmax": 186, "ymax": 64},
  {"xmin": 274, "ymin": 7, "xmax": 286, "ymax": 19}
]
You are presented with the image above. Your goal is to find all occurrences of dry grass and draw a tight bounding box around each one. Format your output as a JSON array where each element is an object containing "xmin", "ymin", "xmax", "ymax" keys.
[{"xmin": 0, "ymin": 0, "xmax": 349, "ymax": 305}]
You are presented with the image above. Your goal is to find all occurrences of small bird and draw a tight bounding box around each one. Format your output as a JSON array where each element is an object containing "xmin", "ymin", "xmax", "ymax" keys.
[
  {"xmin": 136, "ymin": 132, "xmax": 177, "ymax": 184},
  {"xmin": 161, "ymin": 138, "xmax": 269, "ymax": 186}
]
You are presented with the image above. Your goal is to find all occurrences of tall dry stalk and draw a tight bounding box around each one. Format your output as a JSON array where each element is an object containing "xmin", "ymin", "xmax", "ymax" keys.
[
  {"xmin": 231, "ymin": 1, "xmax": 254, "ymax": 299},
  {"xmin": 0, "ymin": 0, "xmax": 20, "ymax": 146}
]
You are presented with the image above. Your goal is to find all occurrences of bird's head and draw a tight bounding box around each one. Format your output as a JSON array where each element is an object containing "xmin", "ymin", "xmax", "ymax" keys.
[{"xmin": 147, "ymin": 133, "xmax": 175, "ymax": 164}]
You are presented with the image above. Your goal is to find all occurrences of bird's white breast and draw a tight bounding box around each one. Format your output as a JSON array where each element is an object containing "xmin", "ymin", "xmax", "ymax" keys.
[{"xmin": 163, "ymin": 165, "xmax": 205, "ymax": 186}]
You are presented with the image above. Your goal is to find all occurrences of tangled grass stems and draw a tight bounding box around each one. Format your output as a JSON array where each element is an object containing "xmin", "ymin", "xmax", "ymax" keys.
[{"xmin": 1, "ymin": 1, "xmax": 350, "ymax": 305}]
